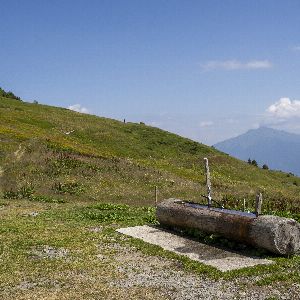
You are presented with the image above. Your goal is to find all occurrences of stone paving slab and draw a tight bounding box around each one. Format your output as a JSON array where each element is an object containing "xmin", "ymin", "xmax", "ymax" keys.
[{"xmin": 117, "ymin": 225, "xmax": 274, "ymax": 272}]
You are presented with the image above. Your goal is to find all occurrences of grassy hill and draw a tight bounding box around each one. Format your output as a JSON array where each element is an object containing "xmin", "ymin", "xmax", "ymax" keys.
[
  {"xmin": 1, "ymin": 95, "xmax": 300, "ymax": 299},
  {"xmin": 0, "ymin": 96, "xmax": 300, "ymax": 214}
]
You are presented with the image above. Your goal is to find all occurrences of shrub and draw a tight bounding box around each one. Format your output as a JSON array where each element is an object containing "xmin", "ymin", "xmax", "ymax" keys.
[
  {"xmin": 0, "ymin": 87, "xmax": 21, "ymax": 101},
  {"xmin": 251, "ymin": 160, "xmax": 258, "ymax": 167}
]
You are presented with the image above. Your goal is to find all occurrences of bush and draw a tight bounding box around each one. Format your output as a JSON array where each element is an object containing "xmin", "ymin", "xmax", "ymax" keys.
[
  {"xmin": 247, "ymin": 158, "xmax": 258, "ymax": 167},
  {"xmin": 262, "ymin": 164, "xmax": 269, "ymax": 170},
  {"xmin": 251, "ymin": 160, "xmax": 258, "ymax": 167},
  {"xmin": 0, "ymin": 87, "xmax": 21, "ymax": 101}
]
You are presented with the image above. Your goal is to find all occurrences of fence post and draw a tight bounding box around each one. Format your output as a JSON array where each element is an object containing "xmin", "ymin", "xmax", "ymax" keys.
[
  {"xmin": 255, "ymin": 193, "xmax": 263, "ymax": 217},
  {"xmin": 204, "ymin": 158, "xmax": 212, "ymax": 207},
  {"xmin": 155, "ymin": 186, "xmax": 158, "ymax": 205}
]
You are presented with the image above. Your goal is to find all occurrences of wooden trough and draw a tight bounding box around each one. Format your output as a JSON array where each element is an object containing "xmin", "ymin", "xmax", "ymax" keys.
[{"xmin": 156, "ymin": 198, "xmax": 300, "ymax": 255}]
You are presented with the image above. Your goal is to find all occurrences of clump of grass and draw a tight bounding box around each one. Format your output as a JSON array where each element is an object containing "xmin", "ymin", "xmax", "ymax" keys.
[
  {"xmin": 52, "ymin": 181, "xmax": 85, "ymax": 195},
  {"xmin": 91, "ymin": 203, "xmax": 129, "ymax": 210},
  {"xmin": 3, "ymin": 184, "xmax": 35, "ymax": 199},
  {"xmin": 0, "ymin": 200, "xmax": 8, "ymax": 207},
  {"xmin": 256, "ymin": 270, "xmax": 300, "ymax": 286},
  {"xmin": 29, "ymin": 195, "xmax": 66, "ymax": 203},
  {"xmin": 3, "ymin": 184, "xmax": 65, "ymax": 203},
  {"xmin": 78, "ymin": 202, "xmax": 158, "ymax": 225}
]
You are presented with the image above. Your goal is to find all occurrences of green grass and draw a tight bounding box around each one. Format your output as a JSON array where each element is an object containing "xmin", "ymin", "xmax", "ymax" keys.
[
  {"xmin": 0, "ymin": 199, "xmax": 299, "ymax": 299},
  {"xmin": 1, "ymin": 96, "xmax": 300, "ymax": 213},
  {"xmin": 0, "ymin": 95, "xmax": 300, "ymax": 298}
]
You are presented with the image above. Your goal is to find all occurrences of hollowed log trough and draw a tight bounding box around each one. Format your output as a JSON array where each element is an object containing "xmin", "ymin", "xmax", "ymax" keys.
[{"xmin": 156, "ymin": 198, "xmax": 300, "ymax": 255}]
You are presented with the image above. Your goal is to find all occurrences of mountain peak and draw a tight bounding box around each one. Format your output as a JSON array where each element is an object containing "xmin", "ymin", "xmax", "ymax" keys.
[{"xmin": 214, "ymin": 127, "xmax": 300, "ymax": 175}]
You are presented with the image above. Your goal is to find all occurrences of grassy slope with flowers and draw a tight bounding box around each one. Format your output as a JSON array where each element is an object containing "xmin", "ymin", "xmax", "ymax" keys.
[
  {"xmin": 1, "ymin": 95, "xmax": 300, "ymax": 299},
  {"xmin": 0, "ymin": 95, "xmax": 299, "ymax": 215}
]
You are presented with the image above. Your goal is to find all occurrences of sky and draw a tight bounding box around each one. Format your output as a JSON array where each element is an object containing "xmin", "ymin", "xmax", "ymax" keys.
[{"xmin": 1, "ymin": 0, "xmax": 300, "ymax": 145}]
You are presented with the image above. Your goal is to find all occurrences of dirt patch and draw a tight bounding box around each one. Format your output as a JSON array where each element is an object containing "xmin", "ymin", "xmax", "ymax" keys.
[
  {"xmin": 29, "ymin": 245, "xmax": 69, "ymax": 260},
  {"xmin": 14, "ymin": 145, "xmax": 25, "ymax": 161},
  {"xmin": 87, "ymin": 226, "xmax": 103, "ymax": 233}
]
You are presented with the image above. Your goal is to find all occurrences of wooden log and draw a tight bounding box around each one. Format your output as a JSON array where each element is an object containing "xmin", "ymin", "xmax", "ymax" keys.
[{"xmin": 156, "ymin": 198, "xmax": 300, "ymax": 255}]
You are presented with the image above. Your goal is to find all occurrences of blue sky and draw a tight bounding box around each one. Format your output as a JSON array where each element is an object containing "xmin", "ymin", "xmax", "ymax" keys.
[{"xmin": 1, "ymin": 0, "xmax": 300, "ymax": 144}]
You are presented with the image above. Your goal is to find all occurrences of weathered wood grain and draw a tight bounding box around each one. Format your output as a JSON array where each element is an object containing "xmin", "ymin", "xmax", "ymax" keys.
[{"xmin": 156, "ymin": 198, "xmax": 300, "ymax": 255}]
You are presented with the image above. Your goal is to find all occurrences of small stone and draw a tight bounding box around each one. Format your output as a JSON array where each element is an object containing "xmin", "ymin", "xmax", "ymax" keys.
[
  {"xmin": 88, "ymin": 226, "xmax": 103, "ymax": 233},
  {"xmin": 28, "ymin": 212, "xmax": 39, "ymax": 217}
]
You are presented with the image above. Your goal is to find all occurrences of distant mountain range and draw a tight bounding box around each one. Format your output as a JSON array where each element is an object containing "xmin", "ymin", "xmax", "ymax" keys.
[{"xmin": 214, "ymin": 127, "xmax": 300, "ymax": 176}]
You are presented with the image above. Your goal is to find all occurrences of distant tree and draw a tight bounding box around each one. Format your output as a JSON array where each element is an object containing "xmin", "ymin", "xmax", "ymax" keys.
[
  {"xmin": 33, "ymin": 100, "xmax": 39, "ymax": 104},
  {"xmin": 251, "ymin": 159, "xmax": 258, "ymax": 167},
  {"xmin": 247, "ymin": 158, "xmax": 252, "ymax": 164},
  {"xmin": 0, "ymin": 87, "xmax": 21, "ymax": 101},
  {"xmin": 262, "ymin": 164, "xmax": 269, "ymax": 170}
]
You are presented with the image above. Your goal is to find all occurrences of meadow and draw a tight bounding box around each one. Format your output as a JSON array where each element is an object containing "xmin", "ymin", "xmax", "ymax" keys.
[{"xmin": 0, "ymin": 96, "xmax": 300, "ymax": 299}]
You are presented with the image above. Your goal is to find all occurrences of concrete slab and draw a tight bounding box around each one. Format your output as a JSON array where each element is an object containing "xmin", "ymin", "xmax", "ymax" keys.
[{"xmin": 116, "ymin": 225, "xmax": 274, "ymax": 272}]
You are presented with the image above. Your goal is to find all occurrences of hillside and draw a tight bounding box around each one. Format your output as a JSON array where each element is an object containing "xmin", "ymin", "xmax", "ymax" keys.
[
  {"xmin": 1, "ymin": 95, "xmax": 300, "ymax": 299},
  {"xmin": 214, "ymin": 127, "xmax": 300, "ymax": 176},
  {"xmin": 1, "ymin": 96, "xmax": 300, "ymax": 213}
]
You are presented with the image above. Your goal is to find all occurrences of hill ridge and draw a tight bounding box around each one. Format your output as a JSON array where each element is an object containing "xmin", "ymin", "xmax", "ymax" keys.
[{"xmin": 1, "ymin": 96, "xmax": 300, "ymax": 213}]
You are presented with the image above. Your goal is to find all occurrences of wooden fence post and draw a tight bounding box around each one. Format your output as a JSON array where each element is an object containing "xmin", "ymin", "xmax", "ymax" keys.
[
  {"xmin": 204, "ymin": 158, "xmax": 212, "ymax": 207},
  {"xmin": 155, "ymin": 186, "xmax": 158, "ymax": 205},
  {"xmin": 255, "ymin": 193, "xmax": 263, "ymax": 217}
]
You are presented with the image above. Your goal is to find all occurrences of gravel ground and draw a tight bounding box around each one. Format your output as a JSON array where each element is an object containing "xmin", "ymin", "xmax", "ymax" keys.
[
  {"xmin": 1, "ymin": 236, "xmax": 299, "ymax": 299},
  {"xmin": 109, "ymin": 242, "xmax": 300, "ymax": 300}
]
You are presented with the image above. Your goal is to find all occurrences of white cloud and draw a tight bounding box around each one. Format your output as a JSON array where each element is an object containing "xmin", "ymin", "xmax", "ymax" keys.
[
  {"xmin": 68, "ymin": 104, "xmax": 89, "ymax": 114},
  {"xmin": 199, "ymin": 121, "xmax": 214, "ymax": 127},
  {"xmin": 201, "ymin": 60, "xmax": 272, "ymax": 71},
  {"xmin": 266, "ymin": 98, "xmax": 300, "ymax": 119}
]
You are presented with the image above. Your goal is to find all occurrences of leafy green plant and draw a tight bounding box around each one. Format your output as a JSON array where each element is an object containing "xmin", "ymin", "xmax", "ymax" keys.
[{"xmin": 3, "ymin": 190, "xmax": 19, "ymax": 199}]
